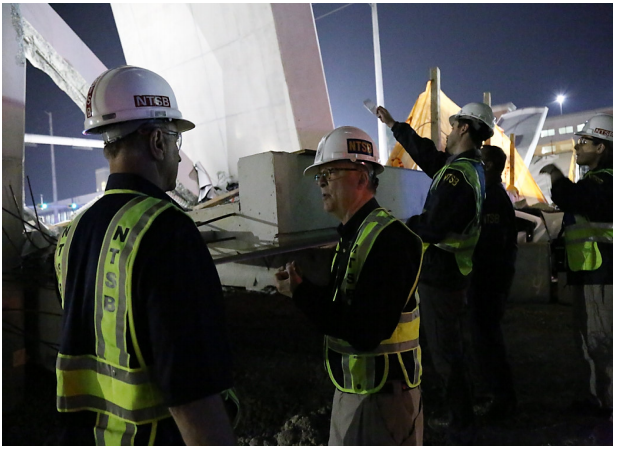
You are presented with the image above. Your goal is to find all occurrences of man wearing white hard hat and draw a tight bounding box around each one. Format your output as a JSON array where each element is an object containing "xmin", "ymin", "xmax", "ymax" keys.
[
  {"xmin": 377, "ymin": 103, "xmax": 493, "ymax": 444},
  {"xmin": 275, "ymin": 126, "xmax": 425, "ymax": 445},
  {"xmin": 54, "ymin": 66, "xmax": 237, "ymax": 445},
  {"xmin": 540, "ymin": 114, "xmax": 613, "ymax": 426}
]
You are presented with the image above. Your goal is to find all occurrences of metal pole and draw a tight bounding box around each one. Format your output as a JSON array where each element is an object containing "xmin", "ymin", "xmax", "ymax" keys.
[
  {"xmin": 509, "ymin": 133, "xmax": 516, "ymax": 188},
  {"xmin": 430, "ymin": 67, "xmax": 441, "ymax": 150},
  {"xmin": 370, "ymin": 4, "xmax": 387, "ymax": 164},
  {"xmin": 45, "ymin": 111, "xmax": 58, "ymax": 223},
  {"xmin": 483, "ymin": 92, "xmax": 492, "ymax": 146}
]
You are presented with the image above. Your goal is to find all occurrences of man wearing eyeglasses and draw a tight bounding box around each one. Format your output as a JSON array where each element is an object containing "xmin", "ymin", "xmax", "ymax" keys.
[
  {"xmin": 54, "ymin": 66, "xmax": 237, "ymax": 445},
  {"xmin": 376, "ymin": 103, "xmax": 494, "ymax": 444},
  {"xmin": 539, "ymin": 114, "xmax": 613, "ymax": 432},
  {"xmin": 275, "ymin": 126, "xmax": 425, "ymax": 445}
]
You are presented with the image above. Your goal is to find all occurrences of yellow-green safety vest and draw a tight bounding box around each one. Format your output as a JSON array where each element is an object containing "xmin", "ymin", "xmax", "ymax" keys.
[
  {"xmin": 55, "ymin": 189, "xmax": 240, "ymax": 444},
  {"xmin": 55, "ymin": 190, "xmax": 175, "ymax": 444},
  {"xmin": 564, "ymin": 168, "xmax": 613, "ymax": 272},
  {"xmin": 325, "ymin": 208, "xmax": 424, "ymax": 394},
  {"xmin": 427, "ymin": 158, "xmax": 483, "ymax": 276}
]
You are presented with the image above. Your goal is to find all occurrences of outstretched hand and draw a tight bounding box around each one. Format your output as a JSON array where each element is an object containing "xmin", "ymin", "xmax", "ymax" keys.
[
  {"xmin": 274, "ymin": 261, "xmax": 303, "ymax": 298},
  {"xmin": 376, "ymin": 106, "xmax": 396, "ymax": 129},
  {"xmin": 539, "ymin": 164, "xmax": 564, "ymax": 184},
  {"xmin": 539, "ymin": 164, "xmax": 560, "ymax": 175}
]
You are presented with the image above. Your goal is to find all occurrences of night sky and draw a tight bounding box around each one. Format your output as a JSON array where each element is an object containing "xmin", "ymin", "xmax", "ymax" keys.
[{"xmin": 23, "ymin": 3, "xmax": 613, "ymax": 203}]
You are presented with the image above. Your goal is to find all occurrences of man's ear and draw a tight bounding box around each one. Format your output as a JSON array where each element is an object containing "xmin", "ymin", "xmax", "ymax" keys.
[
  {"xmin": 595, "ymin": 143, "xmax": 606, "ymax": 155},
  {"xmin": 148, "ymin": 128, "xmax": 166, "ymax": 161},
  {"xmin": 459, "ymin": 122, "xmax": 470, "ymax": 137},
  {"xmin": 357, "ymin": 169, "xmax": 369, "ymax": 189}
]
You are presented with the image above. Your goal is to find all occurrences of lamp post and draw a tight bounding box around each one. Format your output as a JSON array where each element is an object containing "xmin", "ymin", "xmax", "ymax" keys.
[
  {"xmin": 370, "ymin": 3, "xmax": 387, "ymax": 165},
  {"xmin": 556, "ymin": 95, "xmax": 565, "ymax": 115},
  {"xmin": 45, "ymin": 111, "xmax": 59, "ymax": 223}
]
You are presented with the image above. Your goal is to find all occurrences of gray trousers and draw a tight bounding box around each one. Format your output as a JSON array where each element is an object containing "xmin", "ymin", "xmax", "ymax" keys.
[
  {"xmin": 329, "ymin": 384, "xmax": 423, "ymax": 445},
  {"xmin": 571, "ymin": 284, "xmax": 613, "ymax": 410},
  {"xmin": 418, "ymin": 283, "xmax": 474, "ymax": 427}
]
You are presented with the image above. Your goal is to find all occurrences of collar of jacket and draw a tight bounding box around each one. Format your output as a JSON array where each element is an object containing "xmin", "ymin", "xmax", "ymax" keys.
[
  {"xmin": 105, "ymin": 173, "xmax": 187, "ymax": 210},
  {"xmin": 106, "ymin": 173, "xmax": 170, "ymax": 199},
  {"xmin": 337, "ymin": 197, "xmax": 381, "ymax": 244},
  {"xmin": 446, "ymin": 148, "xmax": 481, "ymax": 165}
]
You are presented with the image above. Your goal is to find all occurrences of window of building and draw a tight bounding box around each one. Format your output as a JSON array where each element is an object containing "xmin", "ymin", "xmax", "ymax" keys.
[
  {"xmin": 542, "ymin": 145, "xmax": 555, "ymax": 154},
  {"xmin": 577, "ymin": 123, "xmax": 585, "ymax": 132},
  {"xmin": 541, "ymin": 128, "xmax": 556, "ymax": 138},
  {"xmin": 558, "ymin": 126, "xmax": 574, "ymax": 134}
]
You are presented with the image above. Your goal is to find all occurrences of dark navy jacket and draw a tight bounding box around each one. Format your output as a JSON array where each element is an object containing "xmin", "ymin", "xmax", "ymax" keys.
[
  {"xmin": 551, "ymin": 167, "xmax": 613, "ymax": 285},
  {"xmin": 392, "ymin": 122, "xmax": 485, "ymax": 291}
]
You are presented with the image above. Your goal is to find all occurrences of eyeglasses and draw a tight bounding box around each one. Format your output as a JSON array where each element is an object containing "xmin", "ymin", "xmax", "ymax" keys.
[
  {"xmin": 138, "ymin": 126, "xmax": 183, "ymax": 149},
  {"xmin": 160, "ymin": 129, "xmax": 182, "ymax": 149},
  {"xmin": 314, "ymin": 168, "xmax": 360, "ymax": 184},
  {"xmin": 577, "ymin": 137, "xmax": 594, "ymax": 146}
]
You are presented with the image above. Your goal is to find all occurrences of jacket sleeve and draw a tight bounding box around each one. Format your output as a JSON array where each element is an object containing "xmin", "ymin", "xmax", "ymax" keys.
[
  {"xmin": 293, "ymin": 223, "xmax": 423, "ymax": 352},
  {"xmin": 551, "ymin": 173, "xmax": 613, "ymax": 220},
  {"xmin": 392, "ymin": 122, "xmax": 448, "ymax": 178},
  {"xmin": 135, "ymin": 211, "xmax": 234, "ymax": 407},
  {"xmin": 475, "ymin": 186, "xmax": 517, "ymax": 264},
  {"xmin": 406, "ymin": 168, "xmax": 478, "ymax": 243}
]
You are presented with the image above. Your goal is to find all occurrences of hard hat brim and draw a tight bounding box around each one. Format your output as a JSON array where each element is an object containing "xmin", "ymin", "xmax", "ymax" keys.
[
  {"xmin": 84, "ymin": 117, "xmax": 195, "ymax": 137},
  {"xmin": 303, "ymin": 159, "xmax": 385, "ymax": 176},
  {"xmin": 574, "ymin": 130, "xmax": 613, "ymax": 142}
]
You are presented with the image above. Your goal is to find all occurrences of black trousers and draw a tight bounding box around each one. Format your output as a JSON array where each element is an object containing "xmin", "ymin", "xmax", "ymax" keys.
[
  {"xmin": 466, "ymin": 285, "xmax": 516, "ymax": 402},
  {"xmin": 419, "ymin": 283, "xmax": 474, "ymax": 428}
]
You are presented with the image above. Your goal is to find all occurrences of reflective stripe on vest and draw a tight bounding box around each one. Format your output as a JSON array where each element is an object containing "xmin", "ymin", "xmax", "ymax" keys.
[
  {"xmin": 429, "ymin": 158, "xmax": 483, "ymax": 276},
  {"xmin": 94, "ymin": 412, "xmax": 139, "ymax": 446},
  {"xmin": 325, "ymin": 208, "xmax": 423, "ymax": 394},
  {"xmin": 56, "ymin": 192, "xmax": 173, "ymax": 425},
  {"xmin": 326, "ymin": 308, "xmax": 420, "ymax": 355},
  {"xmin": 564, "ymin": 169, "xmax": 613, "ymax": 272}
]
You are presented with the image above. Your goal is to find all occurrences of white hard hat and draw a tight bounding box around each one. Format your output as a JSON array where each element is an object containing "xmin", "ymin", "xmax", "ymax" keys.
[
  {"xmin": 303, "ymin": 126, "xmax": 384, "ymax": 176},
  {"xmin": 575, "ymin": 113, "xmax": 613, "ymax": 142},
  {"xmin": 83, "ymin": 65, "xmax": 195, "ymax": 140},
  {"xmin": 449, "ymin": 102, "xmax": 496, "ymax": 140}
]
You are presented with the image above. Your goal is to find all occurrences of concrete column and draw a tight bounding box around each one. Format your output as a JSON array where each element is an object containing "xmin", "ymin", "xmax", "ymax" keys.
[{"xmin": 2, "ymin": 3, "xmax": 27, "ymax": 411}]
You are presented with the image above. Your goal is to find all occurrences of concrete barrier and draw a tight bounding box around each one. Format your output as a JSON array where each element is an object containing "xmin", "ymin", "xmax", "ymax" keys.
[{"xmin": 510, "ymin": 242, "xmax": 551, "ymax": 303}]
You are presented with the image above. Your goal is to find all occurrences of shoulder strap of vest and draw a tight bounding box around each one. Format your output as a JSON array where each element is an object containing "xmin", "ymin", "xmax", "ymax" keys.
[
  {"xmin": 338, "ymin": 208, "xmax": 423, "ymax": 308},
  {"xmin": 105, "ymin": 188, "xmax": 190, "ymax": 218},
  {"xmin": 105, "ymin": 189, "xmax": 148, "ymax": 196},
  {"xmin": 585, "ymin": 168, "xmax": 613, "ymax": 178},
  {"xmin": 95, "ymin": 196, "xmax": 172, "ymax": 368},
  {"xmin": 55, "ymin": 211, "xmax": 88, "ymax": 309},
  {"xmin": 430, "ymin": 158, "xmax": 481, "ymax": 190},
  {"xmin": 431, "ymin": 158, "xmax": 483, "ymax": 231}
]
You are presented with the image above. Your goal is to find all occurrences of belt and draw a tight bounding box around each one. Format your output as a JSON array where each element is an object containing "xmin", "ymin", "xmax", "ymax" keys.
[{"xmin": 378, "ymin": 380, "xmax": 415, "ymax": 395}]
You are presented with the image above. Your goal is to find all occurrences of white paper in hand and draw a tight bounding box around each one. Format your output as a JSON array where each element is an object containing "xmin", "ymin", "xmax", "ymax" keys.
[{"xmin": 363, "ymin": 99, "xmax": 378, "ymax": 115}]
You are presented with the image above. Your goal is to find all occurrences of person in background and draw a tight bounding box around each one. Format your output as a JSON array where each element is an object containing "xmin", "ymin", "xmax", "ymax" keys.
[
  {"xmin": 468, "ymin": 145, "xmax": 518, "ymax": 420},
  {"xmin": 377, "ymin": 103, "xmax": 493, "ymax": 444},
  {"xmin": 54, "ymin": 65, "xmax": 237, "ymax": 445},
  {"xmin": 275, "ymin": 126, "xmax": 425, "ymax": 445},
  {"xmin": 539, "ymin": 114, "xmax": 613, "ymax": 426}
]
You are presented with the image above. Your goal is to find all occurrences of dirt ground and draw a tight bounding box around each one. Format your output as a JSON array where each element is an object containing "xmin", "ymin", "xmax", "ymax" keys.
[{"xmin": 3, "ymin": 288, "xmax": 612, "ymax": 446}]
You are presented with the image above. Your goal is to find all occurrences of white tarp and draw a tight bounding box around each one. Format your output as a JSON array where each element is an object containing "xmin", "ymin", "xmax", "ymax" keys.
[
  {"xmin": 497, "ymin": 107, "xmax": 548, "ymax": 168},
  {"xmin": 529, "ymin": 152, "xmax": 575, "ymax": 204}
]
